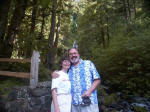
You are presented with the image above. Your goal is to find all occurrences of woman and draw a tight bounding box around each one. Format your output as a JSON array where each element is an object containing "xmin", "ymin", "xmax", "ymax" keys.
[{"xmin": 51, "ymin": 56, "xmax": 71, "ymax": 112}]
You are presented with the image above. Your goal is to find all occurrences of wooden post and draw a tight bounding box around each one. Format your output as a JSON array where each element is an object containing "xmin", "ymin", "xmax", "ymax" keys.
[{"xmin": 30, "ymin": 51, "xmax": 40, "ymax": 88}]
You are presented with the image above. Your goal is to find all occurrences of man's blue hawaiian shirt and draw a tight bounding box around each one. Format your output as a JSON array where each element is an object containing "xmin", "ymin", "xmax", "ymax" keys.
[{"xmin": 68, "ymin": 59, "xmax": 100, "ymax": 105}]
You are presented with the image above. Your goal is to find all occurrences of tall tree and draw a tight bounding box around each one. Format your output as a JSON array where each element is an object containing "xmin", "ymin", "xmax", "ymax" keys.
[
  {"xmin": 1, "ymin": 0, "xmax": 27, "ymax": 58},
  {"xmin": 47, "ymin": 0, "xmax": 58, "ymax": 69},
  {"xmin": 54, "ymin": 14, "xmax": 61, "ymax": 49},
  {"xmin": 132, "ymin": 0, "xmax": 136, "ymax": 18},
  {"xmin": 30, "ymin": 0, "xmax": 38, "ymax": 33},
  {"xmin": 39, "ymin": 8, "xmax": 46, "ymax": 39},
  {"xmin": 99, "ymin": 16, "xmax": 106, "ymax": 48},
  {"xmin": 0, "ymin": 0, "xmax": 11, "ymax": 42},
  {"xmin": 143, "ymin": 0, "xmax": 150, "ymax": 16},
  {"xmin": 26, "ymin": 0, "xmax": 39, "ymax": 58},
  {"xmin": 123, "ymin": 0, "xmax": 128, "ymax": 23},
  {"xmin": 106, "ymin": 16, "xmax": 110, "ymax": 46},
  {"xmin": 127, "ymin": 0, "xmax": 131, "ymax": 22},
  {"xmin": 0, "ymin": 0, "xmax": 11, "ymax": 58}
]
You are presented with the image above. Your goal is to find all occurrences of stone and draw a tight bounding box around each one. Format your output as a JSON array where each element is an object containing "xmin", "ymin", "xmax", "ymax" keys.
[
  {"xmin": 30, "ymin": 88, "xmax": 49, "ymax": 97},
  {"xmin": 5, "ymin": 99, "xmax": 29, "ymax": 112},
  {"xmin": 1, "ymin": 81, "xmax": 52, "ymax": 112}
]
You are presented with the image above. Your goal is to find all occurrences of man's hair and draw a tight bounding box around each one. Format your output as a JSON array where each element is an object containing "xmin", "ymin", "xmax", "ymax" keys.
[{"xmin": 68, "ymin": 48, "xmax": 79, "ymax": 53}]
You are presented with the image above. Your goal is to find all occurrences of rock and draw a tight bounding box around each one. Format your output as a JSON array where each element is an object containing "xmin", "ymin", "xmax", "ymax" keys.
[
  {"xmin": 0, "ymin": 95, "xmax": 7, "ymax": 112},
  {"xmin": 5, "ymin": 99, "xmax": 29, "ymax": 112},
  {"xmin": 30, "ymin": 88, "xmax": 50, "ymax": 97},
  {"xmin": 1, "ymin": 81, "xmax": 52, "ymax": 112},
  {"xmin": 8, "ymin": 86, "xmax": 30, "ymax": 101}
]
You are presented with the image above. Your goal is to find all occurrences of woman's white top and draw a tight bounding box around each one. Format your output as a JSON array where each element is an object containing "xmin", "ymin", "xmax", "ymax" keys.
[{"xmin": 51, "ymin": 71, "xmax": 71, "ymax": 94}]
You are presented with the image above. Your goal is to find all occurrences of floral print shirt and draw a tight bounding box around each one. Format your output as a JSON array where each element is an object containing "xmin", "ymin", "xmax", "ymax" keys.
[{"xmin": 68, "ymin": 59, "xmax": 100, "ymax": 105}]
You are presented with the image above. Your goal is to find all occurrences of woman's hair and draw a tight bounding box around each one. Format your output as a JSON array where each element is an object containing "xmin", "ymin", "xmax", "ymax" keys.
[{"xmin": 58, "ymin": 55, "xmax": 70, "ymax": 70}]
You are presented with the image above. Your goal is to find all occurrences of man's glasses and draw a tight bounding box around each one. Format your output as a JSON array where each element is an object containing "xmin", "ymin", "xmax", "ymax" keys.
[{"xmin": 69, "ymin": 52, "xmax": 78, "ymax": 56}]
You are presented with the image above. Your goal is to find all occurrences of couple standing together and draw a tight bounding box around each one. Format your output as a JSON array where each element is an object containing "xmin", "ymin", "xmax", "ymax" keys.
[{"xmin": 51, "ymin": 48, "xmax": 101, "ymax": 112}]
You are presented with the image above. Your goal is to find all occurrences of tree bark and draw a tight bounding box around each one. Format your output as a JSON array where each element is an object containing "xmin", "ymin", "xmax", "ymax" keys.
[
  {"xmin": 26, "ymin": 0, "xmax": 38, "ymax": 58},
  {"xmin": 127, "ymin": 0, "xmax": 132, "ymax": 22},
  {"xmin": 2, "ymin": 0, "xmax": 27, "ymax": 58},
  {"xmin": 0, "ymin": 0, "xmax": 11, "ymax": 42},
  {"xmin": 123, "ymin": 0, "xmax": 128, "ymax": 23},
  {"xmin": 106, "ymin": 16, "xmax": 110, "ymax": 47},
  {"xmin": 47, "ymin": 0, "xmax": 58, "ymax": 69},
  {"xmin": 0, "ymin": 0, "xmax": 11, "ymax": 58},
  {"xmin": 53, "ymin": 14, "xmax": 61, "ymax": 60},
  {"xmin": 132, "ymin": 0, "xmax": 136, "ymax": 18},
  {"xmin": 101, "ymin": 28, "xmax": 105, "ymax": 48},
  {"xmin": 100, "ymin": 19, "xmax": 105, "ymax": 48},
  {"xmin": 39, "ymin": 8, "xmax": 46, "ymax": 39},
  {"xmin": 30, "ymin": 0, "xmax": 38, "ymax": 33},
  {"xmin": 54, "ymin": 14, "xmax": 60, "ymax": 49}
]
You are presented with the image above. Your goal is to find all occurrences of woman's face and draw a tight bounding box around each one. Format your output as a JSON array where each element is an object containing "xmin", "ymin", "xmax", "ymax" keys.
[{"xmin": 62, "ymin": 60, "xmax": 71, "ymax": 70}]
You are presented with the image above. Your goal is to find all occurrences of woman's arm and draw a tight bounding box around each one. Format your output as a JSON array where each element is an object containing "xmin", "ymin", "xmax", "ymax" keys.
[{"xmin": 52, "ymin": 89, "xmax": 60, "ymax": 112}]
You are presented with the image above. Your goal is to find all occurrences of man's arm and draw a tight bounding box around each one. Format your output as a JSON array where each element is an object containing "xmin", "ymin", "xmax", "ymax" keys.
[
  {"xmin": 51, "ymin": 70, "xmax": 59, "ymax": 78},
  {"xmin": 82, "ymin": 79, "xmax": 101, "ymax": 97}
]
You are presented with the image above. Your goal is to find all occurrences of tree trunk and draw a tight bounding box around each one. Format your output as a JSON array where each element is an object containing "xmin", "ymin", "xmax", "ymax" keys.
[
  {"xmin": 54, "ymin": 14, "xmax": 60, "ymax": 49},
  {"xmin": 100, "ymin": 19, "xmax": 105, "ymax": 48},
  {"xmin": 0, "ymin": 0, "xmax": 11, "ymax": 58},
  {"xmin": 101, "ymin": 28, "xmax": 105, "ymax": 48},
  {"xmin": 132, "ymin": 0, "xmax": 136, "ymax": 18},
  {"xmin": 106, "ymin": 16, "xmax": 110, "ymax": 47},
  {"xmin": 30, "ymin": 0, "xmax": 38, "ymax": 33},
  {"xmin": 39, "ymin": 8, "xmax": 46, "ymax": 39},
  {"xmin": 47, "ymin": 0, "xmax": 58, "ymax": 69},
  {"xmin": 0, "ymin": 0, "xmax": 11, "ymax": 42},
  {"xmin": 53, "ymin": 14, "xmax": 61, "ymax": 60},
  {"xmin": 2, "ymin": 0, "xmax": 27, "ymax": 58},
  {"xmin": 127, "ymin": 0, "xmax": 132, "ymax": 22},
  {"xmin": 26, "ymin": 0, "xmax": 38, "ymax": 58},
  {"xmin": 123, "ymin": 0, "xmax": 128, "ymax": 23},
  {"xmin": 143, "ymin": 0, "xmax": 150, "ymax": 16}
]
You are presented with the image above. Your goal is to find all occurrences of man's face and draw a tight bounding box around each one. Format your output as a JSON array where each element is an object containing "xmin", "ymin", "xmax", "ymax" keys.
[{"xmin": 69, "ymin": 48, "xmax": 80, "ymax": 64}]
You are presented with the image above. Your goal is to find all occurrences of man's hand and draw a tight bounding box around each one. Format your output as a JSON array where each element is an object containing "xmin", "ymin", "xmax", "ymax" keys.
[
  {"xmin": 51, "ymin": 70, "xmax": 59, "ymax": 78},
  {"xmin": 82, "ymin": 90, "xmax": 91, "ymax": 97},
  {"xmin": 82, "ymin": 79, "xmax": 101, "ymax": 97}
]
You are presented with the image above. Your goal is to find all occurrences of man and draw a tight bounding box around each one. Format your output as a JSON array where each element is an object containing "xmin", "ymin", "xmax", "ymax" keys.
[{"xmin": 52, "ymin": 48, "xmax": 101, "ymax": 112}]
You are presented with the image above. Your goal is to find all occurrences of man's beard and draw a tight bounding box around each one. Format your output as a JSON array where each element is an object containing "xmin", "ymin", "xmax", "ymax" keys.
[{"xmin": 70, "ymin": 57, "xmax": 80, "ymax": 64}]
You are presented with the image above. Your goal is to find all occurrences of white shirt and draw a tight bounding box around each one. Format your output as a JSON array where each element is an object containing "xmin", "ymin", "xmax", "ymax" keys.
[{"xmin": 51, "ymin": 71, "xmax": 71, "ymax": 94}]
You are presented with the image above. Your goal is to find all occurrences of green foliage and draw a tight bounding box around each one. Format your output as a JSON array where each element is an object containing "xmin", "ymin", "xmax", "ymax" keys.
[
  {"xmin": 38, "ymin": 63, "xmax": 51, "ymax": 81},
  {"xmin": 133, "ymin": 106, "xmax": 147, "ymax": 112},
  {"xmin": 14, "ymin": 31, "xmax": 49, "ymax": 58},
  {"xmin": 0, "ymin": 78, "xmax": 25, "ymax": 95},
  {"xmin": 103, "ymin": 93, "xmax": 119, "ymax": 106},
  {"xmin": 98, "ymin": 86, "xmax": 120, "ymax": 106},
  {"xmin": 143, "ymin": 0, "xmax": 150, "ymax": 17},
  {"xmin": 100, "ymin": 23, "xmax": 150, "ymax": 96},
  {"xmin": 77, "ymin": 2, "xmax": 150, "ymax": 97},
  {"xmin": 0, "ymin": 62, "xmax": 30, "ymax": 72},
  {"xmin": 97, "ymin": 85, "xmax": 107, "ymax": 96},
  {"xmin": 38, "ymin": 0, "xmax": 51, "ymax": 8}
]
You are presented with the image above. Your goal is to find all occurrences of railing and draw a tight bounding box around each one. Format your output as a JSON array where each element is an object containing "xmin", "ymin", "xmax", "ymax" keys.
[{"xmin": 0, "ymin": 51, "xmax": 40, "ymax": 88}]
